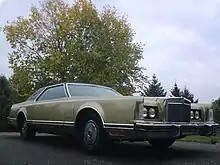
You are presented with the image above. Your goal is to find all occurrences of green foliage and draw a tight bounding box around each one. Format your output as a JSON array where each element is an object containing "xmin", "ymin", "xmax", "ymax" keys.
[
  {"xmin": 170, "ymin": 82, "xmax": 198, "ymax": 103},
  {"xmin": 212, "ymin": 97, "xmax": 220, "ymax": 123},
  {"xmin": 0, "ymin": 75, "xmax": 12, "ymax": 120},
  {"xmin": 141, "ymin": 74, "xmax": 167, "ymax": 97},
  {"xmin": 3, "ymin": 0, "xmax": 146, "ymax": 99},
  {"xmin": 170, "ymin": 82, "xmax": 180, "ymax": 97},
  {"xmin": 180, "ymin": 86, "xmax": 198, "ymax": 103},
  {"xmin": 0, "ymin": 76, "xmax": 18, "ymax": 132},
  {"xmin": 8, "ymin": 69, "xmax": 35, "ymax": 103},
  {"xmin": 180, "ymin": 136, "xmax": 220, "ymax": 144}
]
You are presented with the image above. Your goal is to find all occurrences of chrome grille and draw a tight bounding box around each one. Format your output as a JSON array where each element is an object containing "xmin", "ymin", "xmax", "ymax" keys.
[{"xmin": 165, "ymin": 98, "xmax": 191, "ymax": 122}]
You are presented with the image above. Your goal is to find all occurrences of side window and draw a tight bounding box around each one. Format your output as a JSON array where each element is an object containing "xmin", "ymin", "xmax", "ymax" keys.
[
  {"xmin": 37, "ymin": 85, "xmax": 66, "ymax": 101},
  {"xmin": 27, "ymin": 87, "xmax": 45, "ymax": 101},
  {"xmin": 67, "ymin": 85, "xmax": 120, "ymax": 96}
]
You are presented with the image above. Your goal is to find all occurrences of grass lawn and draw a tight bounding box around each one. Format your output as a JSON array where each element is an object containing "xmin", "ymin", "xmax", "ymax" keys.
[{"xmin": 179, "ymin": 136, "xmax": 220, "ymax": 144}]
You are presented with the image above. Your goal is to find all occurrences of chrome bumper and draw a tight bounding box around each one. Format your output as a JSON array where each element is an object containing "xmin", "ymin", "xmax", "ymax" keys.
[{"xmin": 134, "ymin": 122, "xmax": 219, "ymax": 139}]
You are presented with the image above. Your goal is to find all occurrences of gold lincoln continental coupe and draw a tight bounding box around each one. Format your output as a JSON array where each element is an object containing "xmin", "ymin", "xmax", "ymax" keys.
[{"xmin": 7, "ymin": 83, "xmax": 219, "ymax": 153}]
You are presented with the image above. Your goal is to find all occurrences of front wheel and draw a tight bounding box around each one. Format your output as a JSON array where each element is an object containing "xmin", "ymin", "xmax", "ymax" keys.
[
  {"xmin": 148, "ymin": 138, "xmax": 175, "ymax": 149},
  {"xmin": 79, "ymin": 114, "xmax": 107, "ymax": 153},
  {"xmin": 19, "ymin": 118, "xmax": 36, "ymax": 140}
]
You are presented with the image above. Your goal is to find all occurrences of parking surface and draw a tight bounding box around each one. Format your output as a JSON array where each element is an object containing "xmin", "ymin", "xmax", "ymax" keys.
[{"xmin": 0, "ymin": 133, "xmax": 219, "ymax": 165}]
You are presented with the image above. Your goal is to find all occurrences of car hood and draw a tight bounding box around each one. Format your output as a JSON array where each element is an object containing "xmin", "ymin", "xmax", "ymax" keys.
[
  {"xmin": 191, "ymin": 103, "xmax": 212, "ymax": 110},
  {"xmin": 143, "ymin": 96, "xmax": 192, "ymax": 107}
]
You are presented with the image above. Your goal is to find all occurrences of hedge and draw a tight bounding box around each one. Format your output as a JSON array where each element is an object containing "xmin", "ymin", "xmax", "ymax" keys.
[{"xmin": 0, "ymin": 119, "xmax": 17, "ymax": 132}]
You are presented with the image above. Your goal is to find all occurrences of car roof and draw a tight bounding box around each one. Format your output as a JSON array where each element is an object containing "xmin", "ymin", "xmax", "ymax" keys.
[
  {"xmin": 44, "ymin": 82, "xmax": 113, "ymax": 90},
  {"xmin": 27, "ymin": 82, "xmax": 118, "ymax": 101}
]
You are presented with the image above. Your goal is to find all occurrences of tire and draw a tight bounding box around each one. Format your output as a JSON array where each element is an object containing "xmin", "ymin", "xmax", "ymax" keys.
[
  {"xmin": 19, "ymin": 117, "xmax": 36, "ymax": 140},
  {"xmin": 148, "ymin": 138, "xmax": 175, "ymax": 149},
  {"xmin": 79, "ymin": 114, "xmax": 107, "ymax": 153}
]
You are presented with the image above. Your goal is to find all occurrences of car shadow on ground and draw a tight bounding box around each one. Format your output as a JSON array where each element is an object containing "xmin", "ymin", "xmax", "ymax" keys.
[{"xmin": 4, "ymin": 133, "xmax": 217, "ymax": 163}]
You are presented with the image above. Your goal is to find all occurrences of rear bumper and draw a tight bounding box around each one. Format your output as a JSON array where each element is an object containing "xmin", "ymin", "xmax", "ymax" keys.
[
  {"xmin": 134, "ymin": 122, "xmax": 219, "ymax": 139},
  {"xmin": 105, "ymin": 122, "xmax": 219, "ymax": 140}
]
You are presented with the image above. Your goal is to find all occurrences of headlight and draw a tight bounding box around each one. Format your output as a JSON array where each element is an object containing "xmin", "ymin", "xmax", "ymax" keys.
[
  {"xmin": 135, "ymin": 102, "xmax": 157, "ymax": 120},
  {"xmin": 149, "ymin": 108, "xmax": 156, "ymax": 118},
  {"xmin": 208, "ymin": 109, "xmax": 214, "ymax": 122},
  {"xmin": 143, "ymin": 107, "xmax": 148, "ymax": 118},
  {"xmin": 190, "ymin": 111, "xmax": 194, "ymax": 119},
  {"xmin": 195, "ymin": 111, "xmax": 200, "ymax": 119}
]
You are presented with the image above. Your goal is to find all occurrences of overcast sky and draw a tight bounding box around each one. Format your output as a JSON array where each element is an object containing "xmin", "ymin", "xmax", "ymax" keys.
[{"xmin": 0, "ymin": 0, "xmax": 220, "ymax": 102}]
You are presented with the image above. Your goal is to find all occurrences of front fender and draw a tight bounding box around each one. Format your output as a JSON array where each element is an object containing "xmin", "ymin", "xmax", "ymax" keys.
[
  {"xmin": 17, "ymin": 107, "xmax": 28, "ymax": 120},
  {"xmin": 76, "ymin": 102, "xmax": 105, "ymax": 123}
]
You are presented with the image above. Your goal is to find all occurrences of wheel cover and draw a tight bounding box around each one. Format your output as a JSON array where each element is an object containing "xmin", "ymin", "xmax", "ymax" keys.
[
  {"xmin": 83, "ymin": 120, "xmax": 98, "ymax": 146},
  {"xmin": 21, "ymin": 120, "xmax": 27, "ymax": 136}
]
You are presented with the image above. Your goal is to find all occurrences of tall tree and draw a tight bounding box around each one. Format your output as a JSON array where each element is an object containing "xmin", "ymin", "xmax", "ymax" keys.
[
  {"xmin": 170, "ymin": 82, "xmax": 180, "ymax": 97},
  {"xmin": 0, "ymin": 75, "xmax": 12, "ymax": 121},
  {"xmin": 180, "ymin": 86, "xmax": 198, "ymax": 103},
  {"xmin": 141, "ymin": 74, "xmax": 167, "ymax": 97},
  {"xmin": 4, "ymin": 0, "xmax": 146, "ymax": 100},
  {"xmin": 212, "ymin": 97, "xmax": 220, "ymax": 123}
]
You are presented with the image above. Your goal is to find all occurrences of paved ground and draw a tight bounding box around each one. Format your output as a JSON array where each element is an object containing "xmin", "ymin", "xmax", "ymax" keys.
[{"xmin": 0, "ymin": 133, "xmax": 219, "ymax": 165}]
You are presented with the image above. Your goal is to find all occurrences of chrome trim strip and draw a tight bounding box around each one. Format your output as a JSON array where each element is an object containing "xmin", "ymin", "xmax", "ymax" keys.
[
  {"xmin": 135, "ymin": 123, "xmax": 181, "ymax": 127},
  {"xmin": 66, "ymin": 83, "xmax": 122, "ymax": 97},
  {"xmin": 64, "ymin": 83, "xmax": 71, "ymax": 97},
  {"xmin": 167, "ymin": 102, "xmax": 187, "ymax": 105},
  {"xmin": 104, "ymin": 123, "xmax": 133, "ymax": 127},
  {"xmin": 99, "ymin": 121, "xmax": 218, "ymax": 127},
  {"xmin": 104, "ymin": 126, "xmax": 133, "ymax": 130},
  {"xmin": 34, "ymin": 86, "xmax": 48, "ymax": 102},
  {"xmin": 167, "ymin": 103, "xmax": 191, "ymax": 106},
  {"xmin": 26, "ymin": 121, "xmax": 63, "ymax": 126},
  {"xmin": 17, "ymin": 110, "xmax": 28, "ymax": 121},
  {"xmin": 204, "ymin": 123, "xmax": 219, "ymax": 127},
  {"xmin": 31, "ymin": 122, "xmax": 63, "ymax": 126},
  {"xmin": 103, "ymin": 122, "xmax": 218, "ymax": 129},
  {"xmin": 63, "ymin": 124, "xmax": 75, "ymax": 127},
  {"xmin": 7, "ymin": 117, "xmax": 16, "ymax": 120},
  {"xmin": 183, "ymin": 97, "xmax": 192, "ymax": 103},
  {"xmin": 63, "ymin": 84, "xmax": 69, "ymax": 98},
  {"xmin": 64, "ymin": 121, "xmax": 75, "ymax": 124},
  {"xmin": 77, "ymin": 106, "xmax": 105, "ymax": 125},
  {"xmin": 34, "ymin": 83, "xmax": 68, "ymax": 102},
  {"xmin": 145, "ymin": 97, "xmax": 182, "ymax": 99},
  {"xmin": 27, "ymin": 120, "xmax": 64, "ymax": 123},
  {"xmin": 26, "ymin": 122, "xmax": 63, "ymax": 126},
  {"xmin": 135, "ymin": 122, "xmax": 219, "ymax": 127},
  {"xmin": 26, "ymin": 120, "xmax": 75, "ymax": 127},
  {"xmin": 103, "ymin": 123, "xmax": 134, "ymax": 130}
]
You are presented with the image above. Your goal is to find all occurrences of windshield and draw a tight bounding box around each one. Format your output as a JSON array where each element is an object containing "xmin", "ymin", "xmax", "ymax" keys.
[{"xmin": 67, "ymin": 84, "xmax": 122, "ymax": 97}]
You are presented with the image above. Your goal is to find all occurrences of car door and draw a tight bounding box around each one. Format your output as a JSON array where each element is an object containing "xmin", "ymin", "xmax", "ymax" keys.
[{"xmin": 26, "ymin": 84, "xmax": 68, "ymax": 126}]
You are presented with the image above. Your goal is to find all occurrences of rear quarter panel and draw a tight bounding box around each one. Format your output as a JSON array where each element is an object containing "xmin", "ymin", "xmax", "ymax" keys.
[{"xmin": 9, "ymin": 99, "xmax": 74, "ymax": 122}]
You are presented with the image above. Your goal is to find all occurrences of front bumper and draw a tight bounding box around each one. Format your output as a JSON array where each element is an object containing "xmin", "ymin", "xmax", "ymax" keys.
[{"xmin": 134, "ymin": 122, "xmax": 219, "ymax": 139}]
